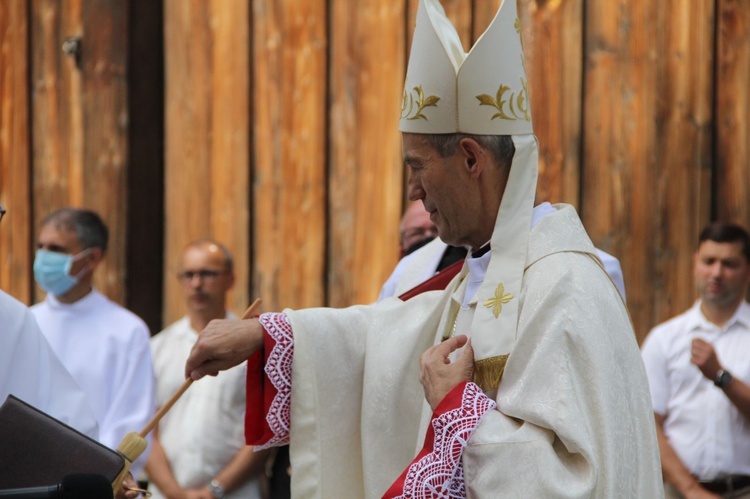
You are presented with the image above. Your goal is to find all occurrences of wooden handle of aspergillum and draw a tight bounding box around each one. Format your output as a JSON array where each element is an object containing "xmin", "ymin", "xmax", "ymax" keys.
[
  {"xmin": 111, "ymin": 298, "xmax": 262, "ymax": 493},
  {"xmin": 138, "ymin": 297, "xmax": 262, "ymax": 438}
]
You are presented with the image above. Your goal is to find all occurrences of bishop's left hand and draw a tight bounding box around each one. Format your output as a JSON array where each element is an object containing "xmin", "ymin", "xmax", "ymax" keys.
[
  {"xmin": 186, "ymin": 318, "xmax": 264, "ymax": 380},
  {"xmin": 420, "ymin": 335, "xmax": 474, "ymax": 410}
]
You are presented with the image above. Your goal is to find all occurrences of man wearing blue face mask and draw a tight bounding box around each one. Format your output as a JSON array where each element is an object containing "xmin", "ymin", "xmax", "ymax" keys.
[
  {"xmin": 31, "ymin": 207, "xmax": 156, "ymax": 479},
  {"xmin": 0, "ymin": 203, "xmax": 98, "ymax": 439}
]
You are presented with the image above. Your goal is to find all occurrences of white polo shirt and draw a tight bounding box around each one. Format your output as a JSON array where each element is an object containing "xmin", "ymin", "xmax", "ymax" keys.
[{"xmin": 641, "ymin": 300, "xmax": 750, "ymax": 480}]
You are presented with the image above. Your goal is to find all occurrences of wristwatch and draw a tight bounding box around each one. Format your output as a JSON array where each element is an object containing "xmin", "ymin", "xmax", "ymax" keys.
[
  {"xmin": 714, "ymin": 369, "xmax": 733, "ymax": 388},
  {"xmin": 208, "ymin": 479, "xmax": 226, "ymax": 499}
]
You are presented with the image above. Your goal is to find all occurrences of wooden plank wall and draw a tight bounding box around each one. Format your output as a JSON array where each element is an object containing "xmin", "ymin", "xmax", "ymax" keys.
[
  {"xmin": 29, "ymin": 0, "xmax": 129, "ymax": 304},
  {"xmin": 1, "ymin": 0, "xmax": 749, "ymax": 343},
  {"xmin": 252, "ymin": 0, "xmax": 327, "ymax": 314},
  {"xmin": 0, "ymin": 0, "xmax": 32, "ymax": 303},
  {"xmin": 163, "ymin": 0, "xmax": 251, "ymax": 322},
  {"xmin": 328, "ymin": 0, "xmax": 405, "ymax": 308},
  {"xmin": 583, "ymin": 0, "xmax": 715, "ymax": 338},
  {"xmin": 716, "ymin": 0, "xmax": 750, "ymax": 224}
]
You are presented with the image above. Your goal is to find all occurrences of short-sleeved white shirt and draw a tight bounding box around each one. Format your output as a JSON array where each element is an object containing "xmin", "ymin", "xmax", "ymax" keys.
[
  {"xmin": 149, "ymin": 315, "xmax": 261, "ymax": 499},
  {"xmin": 641, "ymin": 300, "xmax": 750, "ymax": 480}
]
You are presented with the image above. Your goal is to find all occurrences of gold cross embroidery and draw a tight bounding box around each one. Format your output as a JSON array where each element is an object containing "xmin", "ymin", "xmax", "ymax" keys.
[{"xmin": 483, "ymin": 282, "xmax": 514, "ymax": 318}]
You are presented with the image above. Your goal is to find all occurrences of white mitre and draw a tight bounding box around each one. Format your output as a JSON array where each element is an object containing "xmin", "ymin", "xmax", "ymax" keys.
[{"xmin": 399, "ymin": 0, "xmax": 538, "ymax": 391}]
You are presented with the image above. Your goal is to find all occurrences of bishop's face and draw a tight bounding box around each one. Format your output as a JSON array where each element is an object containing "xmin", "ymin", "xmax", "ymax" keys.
[{"xmin": 402, "ymin": 133, "xmax": 485, "ymax": 250}]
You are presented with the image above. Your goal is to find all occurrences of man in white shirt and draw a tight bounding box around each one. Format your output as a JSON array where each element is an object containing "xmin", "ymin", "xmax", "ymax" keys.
[
  {"xmin": 30, "ymin": 207, "xmax": 156, "ymax": 478},
  {"xmin": 642, "ymin": 221, "xmax": 750, "ymax": 498},
  {"xmin": 147, "ymin": 240, "xmax": 269, "ymax": 499}
]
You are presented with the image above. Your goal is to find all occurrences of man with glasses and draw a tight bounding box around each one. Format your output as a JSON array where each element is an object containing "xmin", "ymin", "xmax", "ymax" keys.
[
  {"xmin": 31, "ymin": 207, "xmax": 155, "ymax": 478},
  {"xmin": 146, "ymin": 240, "xmax": 269, "ymax": 499}
]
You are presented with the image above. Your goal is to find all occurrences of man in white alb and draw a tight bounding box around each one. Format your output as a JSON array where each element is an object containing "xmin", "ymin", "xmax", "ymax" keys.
[
  {"xmin": 31, "ymin": 207, "xmax": 155, "ymax": 477},
  {"xmin": 185, "ymin": 1, "xmax": 663, "ymax": 497},
  {"xmin": 147, "ymin": 240, "xmax": 269, "ymax": 499},
  {"xmin": 0, "ymin": 203, "xmax": 98, "ymax": 439}
]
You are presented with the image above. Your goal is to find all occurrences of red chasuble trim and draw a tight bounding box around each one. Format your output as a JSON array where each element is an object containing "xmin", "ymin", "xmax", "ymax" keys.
[
  {"xmin": 398, "ymin": 259, "xmax": 463, "ymax": 301},
  {"xmin": 383, "ymin": 381, "xmax": 497, "ymax": 499},
  {"xmin": 245, "ymin": 313, "xmax": 294, "ymax": 449}
]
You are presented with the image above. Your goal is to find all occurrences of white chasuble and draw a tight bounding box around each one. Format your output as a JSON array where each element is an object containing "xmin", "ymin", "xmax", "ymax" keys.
[{"xmin": 282, "ymin": 205, "xmax": 662, "ymax": 498}]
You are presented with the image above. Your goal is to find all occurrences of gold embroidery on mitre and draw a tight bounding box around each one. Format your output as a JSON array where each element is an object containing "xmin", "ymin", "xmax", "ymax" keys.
[
  {"xmin": 483, "ymin": 282, "xmax": 514, "ymax": 318},
  {"xmin": 473, "ymin": 354, "xmax": 509, "ymax": 393},
  {"xmin": 476, "ymin": 79, "xmax": 531, "ymax": 122},
  {"xmin": 401, "ymin": 85, "xmax": 440, "ymax": 121}
]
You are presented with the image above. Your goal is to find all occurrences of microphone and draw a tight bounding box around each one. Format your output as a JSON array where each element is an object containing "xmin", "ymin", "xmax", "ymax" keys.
[{"xmin": 0, "ymin": 473, "xmax": 113, "ymax": 498}]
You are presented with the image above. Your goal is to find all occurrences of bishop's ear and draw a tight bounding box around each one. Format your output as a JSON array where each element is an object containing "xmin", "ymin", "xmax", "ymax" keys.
[{"xmin": 458, "ymin": 137, "xmax": 485, "ymax": 177}]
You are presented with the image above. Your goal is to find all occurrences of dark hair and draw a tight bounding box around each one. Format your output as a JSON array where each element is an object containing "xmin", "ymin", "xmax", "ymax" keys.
[
  {"xmin": 184, "ymin": 238, "xmax": 234, "ymax": 273},
  {"xmin": 699, "ymin": 221, "xmax": 750, "ymax": 261},
  {"xmin": 42, "ymin": 207, "xmax": 109, "ymax": 252},
  {"xmin": 422, "ymin": 134, "xmax": 515, "ymax": 167}
]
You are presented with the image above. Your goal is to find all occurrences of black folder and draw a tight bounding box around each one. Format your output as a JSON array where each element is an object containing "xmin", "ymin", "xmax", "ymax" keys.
[{"xmin": 0, "ymin": 395, "xmax": 125, "ymax": 489}]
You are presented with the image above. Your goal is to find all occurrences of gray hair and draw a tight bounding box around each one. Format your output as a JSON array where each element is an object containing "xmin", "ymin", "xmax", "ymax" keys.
[
  {"xmin": 42, "ymin": 207, "xmax": 109, "ymax": 252},
  {"xmin": 422, "ymin": 134, "xmax": 515, "ymax": 167}
]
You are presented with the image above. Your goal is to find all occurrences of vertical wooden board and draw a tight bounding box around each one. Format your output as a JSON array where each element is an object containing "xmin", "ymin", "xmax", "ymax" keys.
[
  {"xmin": 163, "ymin": 0, "xmax": 214, "ymax": 324},
  {"xmin": 30, "ymin": 0, "xmax": 83, "ymax": 304},
  {"xmin": 471, "ymin": 0, "xmax": 503, "ymax": 43},
  {"xmin": 0, "ymin": 0, "xmax": 32, "ymax": 303},
  {"xmin": 164, "ymin": 0, "xmax": 252, "ymax": 323},
  {"xmin": 253, "ymin": 0, "xmax": 327, "ymax": 312},
  {"xmin": 517, "ymin": 0, "xmax": 582, "ymax": 206},
  {"xmin": 716, "ymin": 0, "xmax": 750, "ymax": 225},
  {"xmin": 653, "ymin": 0, "xmax": 713, "ymax": 325},
  {"xmin": 80, "ymin": 0, "xmax": 129, "ymax": 305},
  {"xmin": 31, "ymin": 0, "xmax": 130, "ymax": 306},
  {"xmin": 209, "ymin": 0, "xmax": 250, "ymax": 318},
  {"xmin": 583, "ymin": 0, "xmax": 660, "ymax": 343},
  {"xmin": 30, "ymin": 0, "xmax": 83, "ymax": 212},
  {"xmin": 328, "ymin": 0, "xmax": 406, "ymax": 307}
]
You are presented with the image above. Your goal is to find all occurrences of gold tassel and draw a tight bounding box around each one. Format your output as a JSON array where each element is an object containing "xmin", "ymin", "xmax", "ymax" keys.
[{"xmin": 473, "ymin": 355, "xmax": 509, "ymax": 392}]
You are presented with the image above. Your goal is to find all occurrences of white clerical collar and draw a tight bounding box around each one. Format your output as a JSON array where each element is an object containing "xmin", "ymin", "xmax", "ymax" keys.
[
  {"xmin": 45, "ymin": 288, "xmax": 101, "ymax": 311},
  {"xmin": 462, "ymin": 203, "xmax": 556, "ymax": 307}
]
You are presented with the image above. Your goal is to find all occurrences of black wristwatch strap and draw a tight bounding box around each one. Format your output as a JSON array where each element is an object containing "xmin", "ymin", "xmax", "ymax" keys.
[{"xmin": 714, "ymin": 369, "xmax": 733, "ymax": 388}]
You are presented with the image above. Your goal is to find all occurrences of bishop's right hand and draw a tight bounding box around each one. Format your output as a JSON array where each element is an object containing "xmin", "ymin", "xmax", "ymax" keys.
[
  {"xmin": 420, "ymin": 335, "xmax": 474, "ymax": 410},
  {"xmin": 185, "ymin": 317, "xmax": 264, "ymax": 380}
]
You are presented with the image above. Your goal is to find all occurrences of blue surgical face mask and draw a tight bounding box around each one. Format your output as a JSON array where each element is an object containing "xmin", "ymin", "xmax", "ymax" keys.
[{"xmin": 33, "ymin": 248, "xmax": 92, "ymax": 297}]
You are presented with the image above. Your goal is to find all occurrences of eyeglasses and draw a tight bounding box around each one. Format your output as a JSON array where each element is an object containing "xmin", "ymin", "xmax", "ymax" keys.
[
  {"xmin": 177, "ymin": 269, "xmax": 226, "ymax": 282},
  {"xmin": 0, "ymin": 204, "xmax": 5, "ymax": 223}
]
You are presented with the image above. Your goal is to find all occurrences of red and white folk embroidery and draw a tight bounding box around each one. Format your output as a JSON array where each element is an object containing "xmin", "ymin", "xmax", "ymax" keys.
[
  {"xmin": 256, "ymin": 312, "xmax": 294, "ymax": 450},
  {"xmin": 392, "ymin": 382, "xmax": 496, "ymax": 499},
  {"xmin": 255, "ymin": 314, "xmax": 497, "ymax": 498}
]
